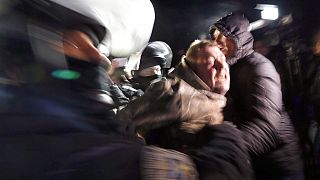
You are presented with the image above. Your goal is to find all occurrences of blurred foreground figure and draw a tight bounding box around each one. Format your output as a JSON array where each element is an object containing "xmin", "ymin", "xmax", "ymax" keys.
[
  {"xmin": 0, "ymin": 0, "xmax": 200, "ymax": 179},
  {"xmin": 118, "ymin": 40, "xmax": 253, "ymax": 180},
  {"xmin": 210, "ymin": 12, "xmax": 304, "ymax": 179}
]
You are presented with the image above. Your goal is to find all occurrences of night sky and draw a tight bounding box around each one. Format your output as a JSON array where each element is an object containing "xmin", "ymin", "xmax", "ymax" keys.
[{"xmin": 149, "ymin": 0, "xmax": 318, "ymax": 65}]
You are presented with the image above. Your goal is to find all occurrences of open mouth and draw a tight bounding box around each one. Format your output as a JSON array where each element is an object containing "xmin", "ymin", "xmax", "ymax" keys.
[
  {"xmin": 214, "ymin": 72, "xmax": 227, "ymax": 81},
  {"xmin": 215, "ymin": 77, "xmax": 226, "ymax": 81}
]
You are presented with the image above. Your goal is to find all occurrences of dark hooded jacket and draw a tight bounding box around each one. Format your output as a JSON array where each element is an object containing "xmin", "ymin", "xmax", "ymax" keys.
[{"xmin": 214, "ymin": 13, "xmax": 303, "ymax": 178}]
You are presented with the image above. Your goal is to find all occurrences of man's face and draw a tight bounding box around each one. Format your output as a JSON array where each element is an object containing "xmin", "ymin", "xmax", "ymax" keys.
[
  {"xmin": 53, "ymin": 30, "xmax": 111, "ymax": 66},
  {"xmin": 191, "ymin": 45, "xmax": 230, "ymax": 95},
  {"xmin": 212, "ymin": 29, "xmax": 237, "ymax": 59}
]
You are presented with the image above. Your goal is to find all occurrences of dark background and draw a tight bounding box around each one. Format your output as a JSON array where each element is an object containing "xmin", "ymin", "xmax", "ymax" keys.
[
  {"xmin": 149, "ymin": 0, "xmax": 319, "ymax": 65},
  {"xmin": 147, "ymin": 3, "xmax": 320, "ymax": 179}
]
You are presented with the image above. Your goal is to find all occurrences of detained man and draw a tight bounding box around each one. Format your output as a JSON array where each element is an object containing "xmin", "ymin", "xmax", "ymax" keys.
[{"xmin": 117, "ymin": 40, "xmax": 253, "ymax": 180}]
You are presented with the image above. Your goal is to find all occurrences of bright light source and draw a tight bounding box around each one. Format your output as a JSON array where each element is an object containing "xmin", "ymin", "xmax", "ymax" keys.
[
  {"xmin": 261, "ymin": 7, "xmax": 278, "ymax": 20},
  {"xmin": 255, "ymin": 4, "xmax": 279, "ymax": 20}
]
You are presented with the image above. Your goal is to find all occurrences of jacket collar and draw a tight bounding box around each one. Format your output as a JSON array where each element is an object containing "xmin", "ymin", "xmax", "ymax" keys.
[{"xmin": 168, "ymin": 57, "xmax": 211, "ymax": 91}]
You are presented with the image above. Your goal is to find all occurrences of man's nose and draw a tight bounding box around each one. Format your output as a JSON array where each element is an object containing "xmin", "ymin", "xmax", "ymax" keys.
[{"xmin": 214, "ymin": 60, "xmax": 224, "ymax": 69}]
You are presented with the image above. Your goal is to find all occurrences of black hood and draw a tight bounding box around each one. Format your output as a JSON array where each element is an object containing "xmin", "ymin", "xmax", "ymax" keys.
[{"xmin": 214, "ymin": 12, "xmax": 254, "ymax": 65}]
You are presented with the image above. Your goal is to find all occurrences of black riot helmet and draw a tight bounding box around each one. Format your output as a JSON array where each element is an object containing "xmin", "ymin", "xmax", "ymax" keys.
[{"xmin": 138, "ymin": 41, "xmax": 173, "ymax": 77}]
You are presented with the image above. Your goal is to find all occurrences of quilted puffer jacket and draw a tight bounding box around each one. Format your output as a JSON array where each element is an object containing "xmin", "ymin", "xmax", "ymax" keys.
[{"xmin": 214, "ymin": 12, "xmax": 303, "ymax": 178}]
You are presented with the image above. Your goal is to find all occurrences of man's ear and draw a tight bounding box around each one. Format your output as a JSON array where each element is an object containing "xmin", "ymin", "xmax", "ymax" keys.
[{"xmin": 182, "ymin": 55, "xmax": 194, "ymax": 65}]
